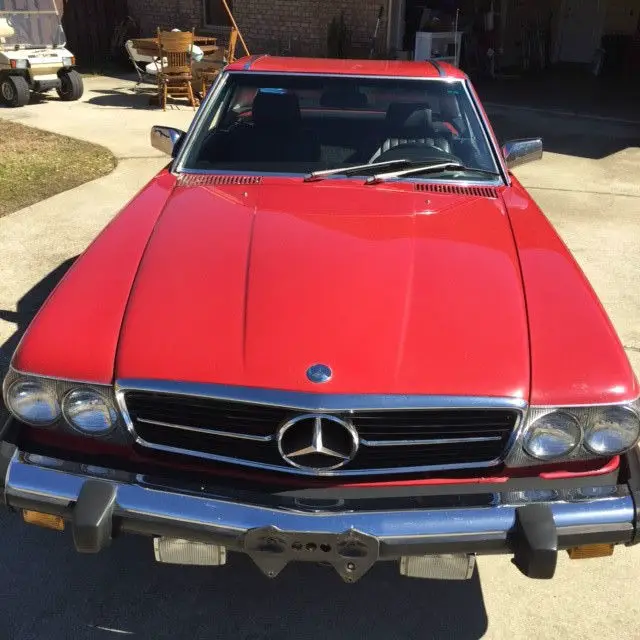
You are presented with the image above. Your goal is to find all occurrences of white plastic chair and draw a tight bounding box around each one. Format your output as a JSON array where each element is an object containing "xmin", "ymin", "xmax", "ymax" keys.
[{"xmin": 125, "ymin": 40, "xmax": 163, "ymax": 91}]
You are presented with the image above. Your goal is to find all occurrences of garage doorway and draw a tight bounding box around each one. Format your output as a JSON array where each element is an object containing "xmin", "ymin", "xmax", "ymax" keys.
[{"xmin": 556, "ymin": 0, "xmax": 606, "ymax": 63}]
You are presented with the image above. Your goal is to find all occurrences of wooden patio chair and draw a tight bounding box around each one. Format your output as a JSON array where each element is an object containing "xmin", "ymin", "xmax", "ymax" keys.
[
  {"xmin": 156, "ymin": 28, "xmax": 198, "ymax": 110},
  {"xmin": 199, "ymin": 27, "xmax": 239, "ymax": 97}
]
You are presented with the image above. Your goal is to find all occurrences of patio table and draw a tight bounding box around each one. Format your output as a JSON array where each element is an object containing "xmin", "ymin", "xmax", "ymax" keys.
[{"xmin": 130, "ymin": 36, "xmax": 218, "ymax": 58}]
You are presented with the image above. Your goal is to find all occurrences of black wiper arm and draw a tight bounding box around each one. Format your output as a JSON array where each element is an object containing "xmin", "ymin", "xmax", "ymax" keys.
[
  {"xmin": 304, "ymin": 159, "xmax": 410, "ymax": 182},
  {"xmin": 365, "ymin": 162, "xmax": 501, "ymax": 185}
]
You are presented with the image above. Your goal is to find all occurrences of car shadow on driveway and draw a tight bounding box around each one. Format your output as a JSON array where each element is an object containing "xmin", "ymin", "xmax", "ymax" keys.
[
  {"xmin": 487, "ymin": 108, "xmax": 640, "ymax": 160},
  {"xmin": 0, "ymin": 257, "xmax": 77, "ymax": 417},
  {"xmin": 0, "ymin": 511, "xmax": 489, "ymax": 639},
  {"xmin": 0, "ymin": 261, "xmax": 489, "ymax": 639}
]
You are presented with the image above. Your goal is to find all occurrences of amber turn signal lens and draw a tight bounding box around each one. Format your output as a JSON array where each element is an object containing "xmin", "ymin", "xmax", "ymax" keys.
[
  {"xmin": 22, "ymin": 510, "xmax": 65, "ymax": 531},
  {"xmin": 567, "ymin": 544, "xmax": 614, "ymax": 560}
]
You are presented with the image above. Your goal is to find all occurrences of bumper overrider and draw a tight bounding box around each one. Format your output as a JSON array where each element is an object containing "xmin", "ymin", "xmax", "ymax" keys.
[{"xmin": 2, "ymin": 440, "xmax": 640, "ymax": 583}]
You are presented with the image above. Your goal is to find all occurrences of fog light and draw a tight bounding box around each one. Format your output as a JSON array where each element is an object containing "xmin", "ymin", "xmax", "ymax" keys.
[
  {"xmin": 23, "ymin": 510, "xmax": 65, "ymax": 531},
  {"xmin": 153, "ymin": 538, "xmax": 227, "ymax": 566},
  {"xmin": 567, "ymin": 544, "xmax": 614, "ymax": 559}
]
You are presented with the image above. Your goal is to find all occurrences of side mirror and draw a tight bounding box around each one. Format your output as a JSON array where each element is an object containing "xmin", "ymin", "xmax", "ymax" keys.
[
  {"xmin": 501, "ymin": 138, "xmax": 543, "ymax": 170},
  {"xmin": 151, "ymin": 126, "xmax": 185, "ymax": 157}
]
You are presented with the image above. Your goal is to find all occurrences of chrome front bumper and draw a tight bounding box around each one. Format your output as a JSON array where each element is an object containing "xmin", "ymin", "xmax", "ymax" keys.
[{"xmin": 2, "ymin": 445, "xmax": 639, "ymax": 581}]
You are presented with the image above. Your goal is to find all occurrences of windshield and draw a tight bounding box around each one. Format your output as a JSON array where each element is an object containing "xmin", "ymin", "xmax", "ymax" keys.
[
  {"xmin": 0, "ymin": 0, "xmax": 66, "ymax": 49},
  {"xmin": 181, "ymin": 72, "xmax": 501, "ymax": 181}
]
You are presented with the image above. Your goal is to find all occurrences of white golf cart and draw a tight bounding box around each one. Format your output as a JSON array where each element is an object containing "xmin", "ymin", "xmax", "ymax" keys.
[{"xmin": 0, "ymin": 0, "xmax": 83, "ymax": 107}]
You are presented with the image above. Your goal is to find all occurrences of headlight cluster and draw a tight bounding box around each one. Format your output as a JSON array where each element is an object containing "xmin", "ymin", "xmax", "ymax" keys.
[
  {"xmin": 512, "ymin": 403, "xmax": 640, "ymax": 466},
  {"xmin": 3, "ymin": 371, "xmax": 120, "ymax": 438}
]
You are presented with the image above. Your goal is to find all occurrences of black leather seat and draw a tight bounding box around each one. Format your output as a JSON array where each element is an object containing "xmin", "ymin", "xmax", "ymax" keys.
[
  {"xmin": 239, "ymin": 91, "xmax": 320, "ymax": 163},
  {"xmin": 369, "ymin": 102, "xmax": 452, "ymax": 162}
]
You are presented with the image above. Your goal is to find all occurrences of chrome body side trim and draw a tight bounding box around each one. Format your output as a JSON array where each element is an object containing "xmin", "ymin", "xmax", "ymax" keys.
[
  {"xmin": 115, "ymin": 380, "xmax": 525, "ymax": 477},
  {"xmin": 3, "ymin": 450, "xmax": 635, "ymax": 546}
]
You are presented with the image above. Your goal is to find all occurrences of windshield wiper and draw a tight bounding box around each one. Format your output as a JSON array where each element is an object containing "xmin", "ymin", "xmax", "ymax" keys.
[
  {"xmin": 303, "ymin": 159, "xmax": 410, "ymax": 182},
  {"xmin": 365, "ymin": 162, "xmax": 501, "ymax": 185}
]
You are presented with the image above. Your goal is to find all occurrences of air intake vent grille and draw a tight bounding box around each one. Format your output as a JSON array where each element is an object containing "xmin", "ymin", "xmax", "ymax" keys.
[
  {"xmin": 178, "ymin": 174, "xmax": 263, "ymax": 187},
  {"xmin": 415, "ymin": 183, "xmax": 498, "ymax": 198}
]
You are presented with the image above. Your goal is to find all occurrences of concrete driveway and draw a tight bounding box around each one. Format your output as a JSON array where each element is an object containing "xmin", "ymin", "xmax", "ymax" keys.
[{"xmin": 1, "ymin": 75, "xmax": 639, "ymax": 640}]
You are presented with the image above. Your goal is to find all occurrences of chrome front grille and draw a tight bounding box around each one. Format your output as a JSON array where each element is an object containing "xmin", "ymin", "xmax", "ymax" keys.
[{"xmin": 121, "ymin": 388, "xmax": 521, "ymax": 477}]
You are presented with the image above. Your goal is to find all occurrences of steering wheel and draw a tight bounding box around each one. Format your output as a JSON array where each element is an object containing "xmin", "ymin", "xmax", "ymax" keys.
[{"xmin": 368, "ymin": 142, "xmax": 460, "ymax": 166}]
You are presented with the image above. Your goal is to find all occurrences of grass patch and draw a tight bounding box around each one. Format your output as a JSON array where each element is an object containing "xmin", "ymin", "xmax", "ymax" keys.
[{"xmin": 0, "ymin": 120, "xmax": 116, "ymax": 217}]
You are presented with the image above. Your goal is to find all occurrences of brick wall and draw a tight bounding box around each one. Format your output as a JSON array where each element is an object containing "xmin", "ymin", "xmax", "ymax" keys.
[
  {"xmin": 127, "ymin": 0, "xmax": 389, "ymax": 57},
  {"xmin": 235, "ymin": 0, "xmax": 389, "ymax": 56},
  {"xmin": 127, "ymin": 0, "xmax": 203, "ymax": 36}
]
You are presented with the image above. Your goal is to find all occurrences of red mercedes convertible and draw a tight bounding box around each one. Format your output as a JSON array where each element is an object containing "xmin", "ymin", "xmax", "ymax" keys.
[{"xmin": 2, "ymin": 56, "xmax": 639, "ymax": 583}]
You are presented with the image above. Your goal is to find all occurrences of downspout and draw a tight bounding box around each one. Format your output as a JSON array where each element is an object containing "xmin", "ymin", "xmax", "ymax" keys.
[{"xmin": 385, "ymin": 0, "xmax": 393, "ymax": 56}]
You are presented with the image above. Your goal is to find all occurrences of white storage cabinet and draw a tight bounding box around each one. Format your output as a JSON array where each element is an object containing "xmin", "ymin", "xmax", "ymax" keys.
[{"xmin": 414, "ymin": 31, "xmax": 461, "ymax": 66}]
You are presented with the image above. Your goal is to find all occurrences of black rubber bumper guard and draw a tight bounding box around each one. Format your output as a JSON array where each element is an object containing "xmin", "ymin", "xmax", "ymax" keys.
[{"xmin": 70, "ymin": 478, "xmax": 562, "ymax": 579}]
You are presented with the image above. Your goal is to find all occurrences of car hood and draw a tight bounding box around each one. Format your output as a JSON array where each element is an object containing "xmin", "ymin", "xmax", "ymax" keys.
[{"xmin": 115, "ymin": 179, "xmax": 529, "ymax": 397}]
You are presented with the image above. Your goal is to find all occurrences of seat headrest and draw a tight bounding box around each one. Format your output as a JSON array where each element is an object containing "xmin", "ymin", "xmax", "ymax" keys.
[
  {"xmin": 252, "ymin": 91, "xmax": 301, "ymax": 127},
  {"xmin": 385, "ymin": 102, "xmax": 433, "ymax": 137},
  {"xmin": 385, "ymin": 102, "xmax": 433, "ymax": 129},
  {"xmin": 320, "ymin": 88, "xmax": 368, "ymax": 109},
  {"xmin": 403, "ymin": 107, "xmax": 433, "ymax": 129}
]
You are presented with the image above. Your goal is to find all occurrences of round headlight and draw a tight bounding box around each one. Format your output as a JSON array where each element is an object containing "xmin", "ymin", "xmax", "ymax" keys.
[
  {"xmin": 524, "ymin": 411, "xmax": 582, "ymax": 460},
  {"xmin": 584, "ymin": 406, "xmax": 640, "ymax": 455},
  {"xmin": 62, "ymin": 388, "xmax": 117, "ymax": 435},
  {"xmin": 6, "ymin": 379, "xmax": 60, "ymax": 426}
]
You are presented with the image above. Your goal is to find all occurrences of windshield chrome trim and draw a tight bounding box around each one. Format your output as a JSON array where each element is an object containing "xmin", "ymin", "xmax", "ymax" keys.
[
  {"xmin": 172, "ymin": 71, "xmax": 229, "ymax": 174},
  {"xmin": 173, "ymin": 72, "xmax": 505, "ymax": 184},
  {"xmin": 430, "ymin": 60, "xmax": 444, "ymax": 77},
  {"xmin": 463, "ymin": 79, "xmax": 510, "ymax": 184}
]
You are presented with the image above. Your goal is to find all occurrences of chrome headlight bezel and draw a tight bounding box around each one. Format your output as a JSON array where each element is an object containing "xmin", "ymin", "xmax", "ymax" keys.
[
  {"xmin": 522, "ymin": 411, "xmax": 582, "ymax": 461},
  {"xmin": 2, "ymin": 368, "xmax": 129, "ymax": 444},
  {"xmin": 583, "ymin": 405, "xmax": 640, "ymax": 455},
  {"xmin": 5, "ymin": 378, "xmax": 61, "ymax": 426},
  {"xmin": 62, "ymin": 388, "xmax": 118, "ymax": 436},
  {"xmin": 507, "ymin": 400, "xmax": 640, "ymax": 467}
]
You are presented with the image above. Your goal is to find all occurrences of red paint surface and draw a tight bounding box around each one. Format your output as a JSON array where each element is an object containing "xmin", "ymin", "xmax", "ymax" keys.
[
  {"xmin": 503, "ymin": 178, "xmax": 639, "ymax": 405},
  {"xmin": 13, "ymin": 171, "xmax": 177, "ymax": 383},
  {"xmin": 228, "ymin": 56, "xmax": 467, "ymax": 79},
  {"xmin": 10, "ymin": 64, "xmax": 638, "ymax": 488},
  {"xmin": 116, "ymin": 179, "xmax": 529, "ymax": 397}
]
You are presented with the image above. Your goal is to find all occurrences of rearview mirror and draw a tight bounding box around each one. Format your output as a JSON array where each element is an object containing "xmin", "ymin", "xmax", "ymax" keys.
[
  {"xmin": 501, "ymin": 138, "xmax": 543, "ymax": 170},
  {"xmin": 151, "ymin": 126, "xmax": 185, "ymax": 157}
]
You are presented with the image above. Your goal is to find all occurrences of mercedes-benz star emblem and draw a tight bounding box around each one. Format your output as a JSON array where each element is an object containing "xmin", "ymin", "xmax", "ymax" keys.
[
  {"xmin": 306, "ymin": 364, "xmax": 332, "ymax": 384},
  {"xmin": 277, "ymin": 414, "xmax": 359, "ymax": 473}
]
